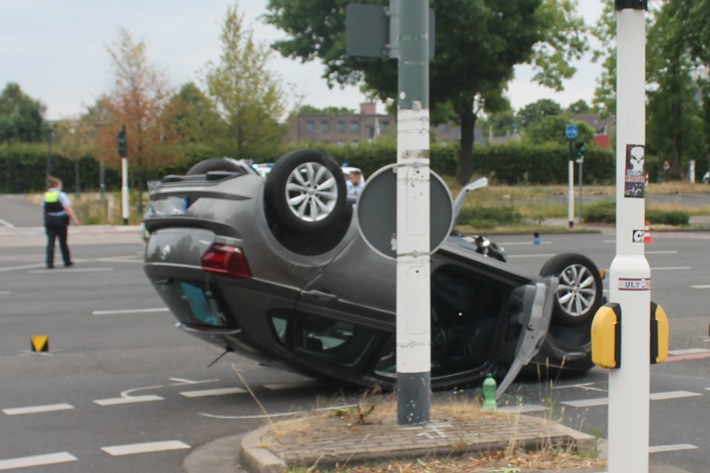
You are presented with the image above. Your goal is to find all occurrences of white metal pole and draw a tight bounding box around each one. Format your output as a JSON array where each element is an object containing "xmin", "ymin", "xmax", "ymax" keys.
[
  {"xmin": 121, "ymin": 157, "xmax": 129, "ymax": 225},
  {"xmin": 396, "ymin": 0, "xmax": 430, "ymax": 425},
  {"xmin": 608, "ymin": 4, "xmax": 650, "ymax": 472}
]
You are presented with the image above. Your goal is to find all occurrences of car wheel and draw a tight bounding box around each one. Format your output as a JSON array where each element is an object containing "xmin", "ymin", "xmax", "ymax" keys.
[
  {"xmin": 265, "ymin": 149, "xmax": 347, "ymax": 234},
  {"xmin": 187, "ymin": 157, "xmax": 247, "ymax": 175},
  {"xmin": 539, "ymin": 253, "xmax": 603, "ymax": 327}
]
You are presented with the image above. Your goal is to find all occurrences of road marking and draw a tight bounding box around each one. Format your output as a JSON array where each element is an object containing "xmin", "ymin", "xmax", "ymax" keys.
[
  {"xmin": 496, "ymin": 241, "xmax": 551, "ymax": 246},
  {"xmin": 0, "ymin": 291, "xmax": 9, "ymax": 295},
  {"xmin": 691, "ymin": 284, "xmax": 710, "ymax": 289},
  {"xmin": 198, "ymin": 404, "xmax": 357, "ymax": 420},
  {"xmin": 646, "ymin": 250, "xmax": 678, "ymax": 254},
  {"xmin": 650, "ymin": 390, "xmax": 702, "ymax": 401},
  {"xmin": 3, "ymin": 403, "xmax": 74, "ymax": 416},
  {"xmin": 649, "ymin": 444, "xmax": 698, "ymax": 453},
  {"xmin": 554, "ymin": 382, "xmax": 607, "ymax": 393},
  {"xmin": 651, "ymin": 266, "xmax": 691, "ymax": 271},
  {"xmin": 0, "ymin": 452, "xmax": 77, "ymax": 470},
  {"xmin": 507, "ymin": 254, "xmax": 556, "ymax": 259},
  {"xmin": 92, "ymin": 308, "xmax": 169, "ymax": 315},
  {"xmin": 668, "ymin": 348, "xmax": 710, "ymax": 356},
  {"xmin": 180, "ymin": 387, "xmax": 246, "ymax": 398},
  {"xmin": 169, "ymin": 377, "xmax": 219, "ymax": 386},
  {"xmin": 29, "ymin": 267, "xmax": 114, "ymax": 274},
  {"xmin": 0, "ymin": 218, "xmax": 15, "ymax": 228},
  {"xmin": 0, "ymin": 264, "xmax": 46, "ymax": 272},
  {"xmin": 562, "ymin": 390, "xmax": 701, "ymax": 408},
  {"xmin": 101, "ymin": 440, "xmax": 190, "ymax": 456},
  {"xmin": 94, "ymin": 395, "xmax": 163, "ymax": 406}
]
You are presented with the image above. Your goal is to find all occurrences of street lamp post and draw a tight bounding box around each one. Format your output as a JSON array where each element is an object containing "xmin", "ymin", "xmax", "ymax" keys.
[{"xmin": 46, "ymin": 124, "xmax": 53, "ymax": 177}]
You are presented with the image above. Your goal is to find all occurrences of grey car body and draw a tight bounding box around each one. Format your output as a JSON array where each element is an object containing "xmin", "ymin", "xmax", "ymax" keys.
[{"xmin": 142, "ymin": 150, "xmax": 603, "ymax": 395}]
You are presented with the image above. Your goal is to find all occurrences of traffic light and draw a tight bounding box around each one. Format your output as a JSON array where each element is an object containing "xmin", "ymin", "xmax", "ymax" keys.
[
  {"xmin": 575, "ymin": 141, "xmax": 585, "ymax": 159},
  {"xmin": 117, "ymin": 125, "xmax": 128, "ymax": 157}
]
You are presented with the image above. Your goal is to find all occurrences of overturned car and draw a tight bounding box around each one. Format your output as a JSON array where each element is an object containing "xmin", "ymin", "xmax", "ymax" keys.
[{"xmin": 142, "ymin": 150, "xmax": 603, "ymax": 395}]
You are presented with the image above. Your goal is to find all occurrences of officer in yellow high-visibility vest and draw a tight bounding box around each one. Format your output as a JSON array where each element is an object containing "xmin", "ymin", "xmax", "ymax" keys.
[{"xmin": 42, "ymin": 176, "xmax": 79, "ymax": 269}]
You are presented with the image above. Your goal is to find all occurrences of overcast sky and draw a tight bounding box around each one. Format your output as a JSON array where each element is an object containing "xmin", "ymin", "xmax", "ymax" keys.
[{"xmin": 1, "ymin": 1, "xmax": 603, "ymax": 121}]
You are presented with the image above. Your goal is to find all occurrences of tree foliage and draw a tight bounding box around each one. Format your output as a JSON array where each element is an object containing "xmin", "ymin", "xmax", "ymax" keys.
[
  {"xmin": 517, "ymin": 98, "xmax": 563, "ymax": 127},
  {"xmin": 0, "ymin": 83, "xmax": 47, "ymax": 144},
  {"xmin": 266, "ymin": 0, "xmax": 588, "ymax": 184},
  {"xmin": 203, "ymin": 3, "xmax": 288, "ymax": 160}
]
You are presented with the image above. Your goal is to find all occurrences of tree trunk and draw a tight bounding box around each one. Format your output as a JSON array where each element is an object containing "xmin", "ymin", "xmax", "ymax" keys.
[{"xmin": 455, "ymin": 111, "xmax": 477, "ymax": 185}]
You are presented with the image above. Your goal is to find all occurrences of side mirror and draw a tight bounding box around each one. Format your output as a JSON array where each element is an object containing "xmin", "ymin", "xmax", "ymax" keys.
[{"xmin": 452, "ymin": 177, "xmax": 488, "ymax": 223}]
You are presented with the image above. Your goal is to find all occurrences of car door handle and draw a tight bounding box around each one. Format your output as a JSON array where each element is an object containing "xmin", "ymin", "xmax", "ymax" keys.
[{"xmin": 302, "ymin": 289, "xmax": 338, "ymax": 303}]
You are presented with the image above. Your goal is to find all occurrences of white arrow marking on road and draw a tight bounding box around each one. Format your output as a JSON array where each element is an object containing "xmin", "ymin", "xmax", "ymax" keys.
[
  {"xmin": 180, "ymin": 387, "xmax": 246, "ymax": 398},
  {"xmin": 94, "ymin": 385, "xmax": 164, "ymax": 406},
  {"xmin": 2, "ymin": 403, "xmax": 74, "ymax": 416},
  {"xmin": 101, "ymin": 440, "xmax": 190, "ymax": 456},
  {"xmin": 0, "ymin": 452, "xmax": 77, "ymax": 470},
  {"xmin": 92, "ymin": 308, "xmax": 169, "ymax": 315}
]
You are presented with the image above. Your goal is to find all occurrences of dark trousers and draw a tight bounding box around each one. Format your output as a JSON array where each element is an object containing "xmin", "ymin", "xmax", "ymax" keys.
[{"xmin": 45, "ymin": 215, "xmax": 71, "ymax": 267}]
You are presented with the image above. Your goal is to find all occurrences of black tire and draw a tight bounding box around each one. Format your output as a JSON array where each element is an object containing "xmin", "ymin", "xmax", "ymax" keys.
[
  {"xmin": 539, "ymin": 253, "xmax": 603, "ymax": 327},
  {"xmin": 265, "ymin": 150, "xmax": 347, "ymax": 234},
  {"xmin": 187, "ymin": 157, "xmax": 248, "ymax": 175}
]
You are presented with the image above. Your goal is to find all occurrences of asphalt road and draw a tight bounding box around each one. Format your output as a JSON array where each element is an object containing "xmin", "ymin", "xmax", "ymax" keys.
[{"xmin": 0, "ymin": 194, "xmax": 708, "ymax": 472}]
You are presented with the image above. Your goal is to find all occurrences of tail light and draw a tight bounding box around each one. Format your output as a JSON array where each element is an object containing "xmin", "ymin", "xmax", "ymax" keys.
[{"xmin": 201, "ymin": 244, "xmax": 252, "ymax": 279}]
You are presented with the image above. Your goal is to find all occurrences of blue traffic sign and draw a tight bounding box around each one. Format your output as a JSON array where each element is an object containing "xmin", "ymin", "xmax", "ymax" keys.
[{"xmin": 565, "ymin": 124, "xmax": 578, "ymax": 140}]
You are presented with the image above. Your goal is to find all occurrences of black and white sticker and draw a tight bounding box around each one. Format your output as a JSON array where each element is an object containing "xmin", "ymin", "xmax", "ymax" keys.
[{"xmin": 632, "ymin": 229, "xmax": 645, "ymax": 242}]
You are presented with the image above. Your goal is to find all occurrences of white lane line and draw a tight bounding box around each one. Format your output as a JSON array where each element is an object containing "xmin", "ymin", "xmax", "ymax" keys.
[
  {"xmin": 553, "ymin": 382, "xmax": 607, "ymax": 393},
  {"xmin": 646, "ymin": 250, "xmax": 678, "ymax": 254},
  {"xmin": 0, "ymin": 218, "xmax": 15, "ymax": 228},
  {"xmin": 92, "ymin": 308, "xmax": 169, "ymax": 315},
  {"xmin": 0, "ymin": 264, "xmax": 45, "ymax": 272},
  {"xmin": 691, "ymin": 284, "xmax": 710, "ymax": 289},
  {"xmin": 562, "ymin": 390, "xmax": 702, "ymax": 408},
  {"xmin": 561, "ymin": 397, "xmax": 609, "ymax": 408},
  {"xmin": 3, "ymin": 403, "xmax": 74, "ymax": 416},
  {"xmin": 496, "ymin": 241, "xmax": 551, "ymax": 246},
  {"xmin": 651, "ymin": 266, "xmax": 691, "ymax": 271},
  {"xmin": 94, "ymin": 395, "xmax": 163, "ymax": 406},
  {"xmin": 169, "ymin": 377, "xmax": 219, "ymax": 386},
  {"xmin": 180, "ymin": 387, "xmax": 246, "ymax": 398},
  {"xmin": 29, "ymin": 267, "xmax": 114, "ymax": 274},
  {"xmin": 668, "ymin": 348, "xmax": 710, "ymax": 356},
  {"xmin": 0, "ymin": 452, "xmax": 77, "ymax": 470},
  {"xmin": 0, "ymin": 291, "xmax": 10, "ymax": 295},
  {"xmin": 649, "ymin": 390, "xmax": 702, "ymax": 401},
  {"xmin": 649, "ymin": 444, "xmax": 698, "ymax": 454},
  {"xmin": 101, "ymin": 440, "xmax": 190, "ymax": 456},
  {"xmin": 507, "ymin": 254, "xmax": 556, "ymax": 259}
]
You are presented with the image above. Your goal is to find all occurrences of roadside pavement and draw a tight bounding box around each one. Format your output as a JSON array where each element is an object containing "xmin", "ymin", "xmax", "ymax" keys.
[
  {"xmin": 182, "ymin": 406, "xmax": 696, "ymax": 473},
  {"xmin": 0, "ymin": 224, "xmax": 143, "ymax": 247}
]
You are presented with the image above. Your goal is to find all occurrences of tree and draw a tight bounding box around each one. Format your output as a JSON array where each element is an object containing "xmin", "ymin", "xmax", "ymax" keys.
[
  {"xmin": 266, "ymin": 0, "xmax": 587, "ymax": 184},
  {"xmin": 0, "ymin": 83, "xmax": 47, "ymax": 143},
  {"xmin": 167, "ymin": 82, "xmax": 225, "ymax": 147},
  {"xmin": 103, "ymin": 28, "xmax": 181, "ymax": 209},
  {"xmin": 523, "ymin": 116, "xmax": 594, "ymax": 145},
  {"xmin": 646, "ymin": 1, "xmax": 706, "ymax": 178},
  {"xmin": 517, "ymin": 99, "xmax": 563, "ymax": 128},
  {"xmin": 52, "ymin": 118, "xmax": 97, "ymax": 195},
  {"xmin": 566, "ymin": 99, "xmax": 591, "ymax": 114},
  {"xmin": 203, "ymin": 3, "xmax": 288, "ymax": 160}
]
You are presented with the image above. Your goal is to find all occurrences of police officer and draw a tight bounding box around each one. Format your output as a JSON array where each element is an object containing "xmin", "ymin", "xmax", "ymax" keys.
[{"xmin": 42, "ymin": 176, "xmax": 79, "ymax": 269}]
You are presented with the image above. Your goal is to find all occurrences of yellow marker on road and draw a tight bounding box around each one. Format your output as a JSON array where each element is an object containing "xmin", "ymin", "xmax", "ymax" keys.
[{"xmin": 31, "ymin": 335, "xmax": 49, "ymax": 352}]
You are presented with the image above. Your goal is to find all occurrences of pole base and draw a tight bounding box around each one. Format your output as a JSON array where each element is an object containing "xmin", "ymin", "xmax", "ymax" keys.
[{"xmin": 397, "ymin": 372, "xmax": 431, "ymax": 425}]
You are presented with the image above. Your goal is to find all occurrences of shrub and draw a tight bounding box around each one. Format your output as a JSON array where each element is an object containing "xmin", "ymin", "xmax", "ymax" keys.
[{"xmin": 457, "ymin": 205, "xmax": 523, "ymax": 227}]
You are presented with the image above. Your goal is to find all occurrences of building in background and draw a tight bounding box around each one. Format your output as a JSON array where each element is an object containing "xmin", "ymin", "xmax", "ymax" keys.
[{"xmin": 287, "ymin": 103, "xmax": 477, "ymax": 145}]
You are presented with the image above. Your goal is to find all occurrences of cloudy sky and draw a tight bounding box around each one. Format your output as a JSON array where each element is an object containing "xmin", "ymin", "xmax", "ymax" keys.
[{"xmin": 1, "ymin": 1, "xmax": 604, "ymax": 120}]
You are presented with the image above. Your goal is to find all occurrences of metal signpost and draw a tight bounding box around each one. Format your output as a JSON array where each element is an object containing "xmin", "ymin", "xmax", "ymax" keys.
[
  {"xmin": 117, "ymin": 125, "xmax": 130, "ymax": 225},
  {"xmin": 565, "ymin": 124, "xmax": 578, "ymax": 227},
  {"xmin": 346, "ymin": 0, "xmax": 433, "ymax": 425},
  {"xmin": 608, "ymin": 1, "xmax": 651, "ymax": 471}
]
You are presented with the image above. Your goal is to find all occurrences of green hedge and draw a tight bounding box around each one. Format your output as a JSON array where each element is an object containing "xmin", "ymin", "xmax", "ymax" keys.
[
  {"xmin": 584, "ymin": 199, "xmax": 690, "ymax": 225},
  {"xmin": 1, "ymin": 141, "xmax": 616, "ymax": 193}
]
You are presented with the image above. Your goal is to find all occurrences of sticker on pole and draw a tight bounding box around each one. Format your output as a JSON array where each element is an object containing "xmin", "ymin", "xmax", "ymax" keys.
[
  {"xmin": 632, "ymin": 229, "xmax": 644, "ymax": 243},
  {"xmin": 618, "ymin": 278, "xmax": 651, "ymax": 291},
  {"xmin": 624, "ymin": 144, "xmax": 645, "ymax": 198}
]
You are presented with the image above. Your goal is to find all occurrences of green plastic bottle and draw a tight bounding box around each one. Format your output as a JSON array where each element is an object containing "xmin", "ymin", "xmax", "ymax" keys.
[{"xmin": 482, "ymin": 373, "xmax": 497, "ymax": 411}]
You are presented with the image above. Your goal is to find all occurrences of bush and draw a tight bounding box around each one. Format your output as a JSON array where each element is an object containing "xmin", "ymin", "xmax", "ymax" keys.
[
  {"xmin": 584, "ymin": 200, "xmax": 690, "ymax": 226},
  {"xmin": 457, "ymin": 205, "xmax": 523, "ymax": 227}
]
